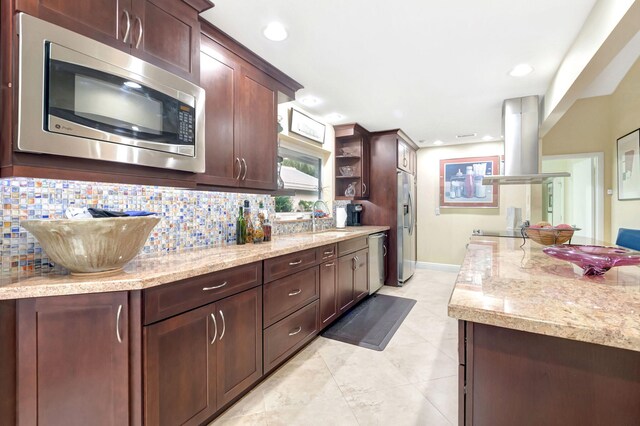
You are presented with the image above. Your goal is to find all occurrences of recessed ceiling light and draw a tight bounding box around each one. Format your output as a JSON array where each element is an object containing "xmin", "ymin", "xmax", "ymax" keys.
[
  {"xmin": 300, "ymin": 96, "xmax": 320, "ymax": 106},
  {"xmin": 509, "ymin": 63, "xmax": 534, "ymax": 77},
  {"xmin": 325, "ymin": 113, "xmax": 344, "ymax": 121},
  {"xmin": 433, "ymin": 140, "xmax": 444, "ymax": 146},
  {"xmin": 263, "ymin": 22, "xmax": 288, "ymax": 41},
  {"xmin": 456, "ymin": 133, "xmax": 477, "ymax": 139},
  {"xmin": 482, "ymin": 135, "xmax": 493, "ymax": 141}
]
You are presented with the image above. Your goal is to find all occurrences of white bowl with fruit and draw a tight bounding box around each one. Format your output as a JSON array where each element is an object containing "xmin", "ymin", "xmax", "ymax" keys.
[{"xmin": 524, "ymin": 222, "xmax": 579, "ymax": 246}]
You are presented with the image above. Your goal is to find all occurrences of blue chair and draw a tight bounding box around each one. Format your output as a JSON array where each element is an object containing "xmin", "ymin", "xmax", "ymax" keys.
[{"xmin": 616, "ymin": 228, "xmax": 640, "ymax": 251}]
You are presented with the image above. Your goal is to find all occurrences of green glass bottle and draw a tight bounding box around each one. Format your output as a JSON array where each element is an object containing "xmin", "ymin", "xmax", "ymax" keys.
[{"xmin": 236, "ymin": 206, "xmax": 246, "ymax": 245}]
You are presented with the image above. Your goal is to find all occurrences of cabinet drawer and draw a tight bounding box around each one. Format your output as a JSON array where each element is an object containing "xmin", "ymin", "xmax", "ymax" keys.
[
  {"xmin": 264, "ymin": 248, "xmax": 319, "ymax": 283},
  {"xmin": 338, "ymin": 236, "xmax": 368, "ymax": 256},
  {"xmin": 264, "ymin": 300, "xmax": 319, "ymax": 373},
  {"xmin": 264, "ymin": 267, "xmax": 319, "ymax": 328},
  {"xmin": 317, "ymin": 244, "xmax": 337, "ymax": 261},
  {"xmin": 143, "ymin": 262, "xmax": 261, "ymax": 324}
]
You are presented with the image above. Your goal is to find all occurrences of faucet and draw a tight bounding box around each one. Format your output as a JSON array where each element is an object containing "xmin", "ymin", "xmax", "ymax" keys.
[{"xmin": 311, "ymin": 200, "xmax": 330, "ymax": 233}]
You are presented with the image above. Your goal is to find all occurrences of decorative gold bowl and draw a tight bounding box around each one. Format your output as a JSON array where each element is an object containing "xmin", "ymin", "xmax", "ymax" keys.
[
  {"xmin": 524, "ymin": 226, "xmax": 577, "ymax": 246},
  {"xmin": 21, "ymin": 216, "xmax": 160, "ymax": 275}
]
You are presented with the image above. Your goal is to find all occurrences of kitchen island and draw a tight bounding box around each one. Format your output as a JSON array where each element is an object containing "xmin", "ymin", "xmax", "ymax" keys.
[{"xmin": 448, "ymin": 235, "xmax": 640, "ymax": 426}]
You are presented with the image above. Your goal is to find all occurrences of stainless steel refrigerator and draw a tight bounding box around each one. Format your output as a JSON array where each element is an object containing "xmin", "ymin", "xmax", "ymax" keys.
[{"xmin": 397, "ymin": 170, "xmax": 417, "ymax": 283}]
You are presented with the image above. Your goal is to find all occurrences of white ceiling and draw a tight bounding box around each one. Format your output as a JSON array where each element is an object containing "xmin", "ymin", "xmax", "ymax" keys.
[{"xmin": 201, "ymin": 0, "xmax": 597, "ymax": 147}]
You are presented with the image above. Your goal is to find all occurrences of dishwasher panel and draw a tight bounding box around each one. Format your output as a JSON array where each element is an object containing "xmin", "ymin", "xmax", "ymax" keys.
[{"xmin": 368, "ymin": 232, "xmax": 387, "ymax": 294}]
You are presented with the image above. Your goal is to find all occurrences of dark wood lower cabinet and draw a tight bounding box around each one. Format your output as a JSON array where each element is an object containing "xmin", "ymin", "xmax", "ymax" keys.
[
  {"xmin": 144, "ymin": 287, "xmax": 262, "ymax": 425},
  {"xmin": 17, "ymin": 292, "xmax": 130, "ymax": 426},
  {"xmin": 337, "ymin": 248, "xmax": 369, "ymax": 314},
  {"xmin": 460, "ymin": 321, "xmax": 640, "ymax": 425},
  {"xmin": 319, "ymin": 260, "xmax": 338, "ymax": 327}
]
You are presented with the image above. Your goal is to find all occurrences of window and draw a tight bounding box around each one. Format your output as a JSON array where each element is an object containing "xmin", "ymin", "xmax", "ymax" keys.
[{"xmin": 275, "ymin": 147, "xmax": 322, "ymax": 217}]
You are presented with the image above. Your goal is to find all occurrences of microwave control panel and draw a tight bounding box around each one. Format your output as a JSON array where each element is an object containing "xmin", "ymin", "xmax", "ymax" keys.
[{"xmin": 177, "ymin": 105, "xmax": 195, "ymax": 144}]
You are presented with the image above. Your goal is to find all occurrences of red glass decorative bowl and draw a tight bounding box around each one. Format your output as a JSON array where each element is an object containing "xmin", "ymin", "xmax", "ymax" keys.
[{"xmin": 543, "ymin": 245, "xmax": 640, "ymax": 276}]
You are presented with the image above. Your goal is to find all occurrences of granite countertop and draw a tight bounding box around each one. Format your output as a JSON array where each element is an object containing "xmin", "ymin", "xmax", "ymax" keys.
[
  {"xmin": 0, "ymin": 226, "xmax": 389, "ymax": 300},
  {"xmin": 448, "ymin": 235, "xmax": 640, "ymax": 352}
]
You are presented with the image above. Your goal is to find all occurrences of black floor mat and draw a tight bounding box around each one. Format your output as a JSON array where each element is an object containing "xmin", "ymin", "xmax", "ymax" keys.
[{"xmin": 321, "ymin": 294, "xmax": 417, "ymax": 351}]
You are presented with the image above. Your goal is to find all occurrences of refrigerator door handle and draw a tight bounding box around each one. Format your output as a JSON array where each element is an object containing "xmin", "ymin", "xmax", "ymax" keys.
[{"xmin": 407, "ymin": 191, "xmax": 414, "ymax": 235}]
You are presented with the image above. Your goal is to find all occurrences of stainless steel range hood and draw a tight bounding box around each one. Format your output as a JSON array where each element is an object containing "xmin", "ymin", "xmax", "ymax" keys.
[{"xmin": 483, "ymin": 96, "xmax": 569, "ymax": 185}]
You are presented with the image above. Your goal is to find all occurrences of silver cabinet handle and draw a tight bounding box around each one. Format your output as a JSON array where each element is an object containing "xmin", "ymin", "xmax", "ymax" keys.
[
  {"xmin": 116, "ymin": 304, "xmax": 123, "ymax": 343},
  {"xmin": 210, "ymin": 313, "xmax": 218, "ymax": 344},
  {"xmin": 288, "ymin": 259, "xmax": 303, "ymax": 266},
  {"xmin": 352, "ymin": 257, "xmax": 357, "ymax": 270},
  {"xmin": 235, "ymin": 157, "xmax": 242, "ymax": 180},
  {"xmin": 323, "ymin": 250, "xmax": 334, "ymax": 256},
  {"xmin": 241, "ymin": 158, "xmax": 247, "ymax": 180},
  {"xmin": 203, "ymin": 282, "xmax": 227, "ymax": 291},
  {"xmin": 134, "ymin": 16, "xmax": 143, "ymax": 49},
  {"xmin": 383, "ymin": 244, "xmax": 387, "ymax": 257},
  {"xmin": 362, "ymin": 183, "xmax": 367, "ymax": 195},
  {"xmin": 288, "ymin": 326, "xmax": 302, "ymax": 336},
  {"xmin": 403, "ymin": 157, "xmax": 408, "ymax": 167},
  {"xmin": 122, "ymin": 10, "xmax": 131, "ymax": 44},
  {"xmin": 219, "ymin": 310, "xmax": 226, "ymax": 340},
  {"xmin": 325, "ymin": 262, "xmax": 335, "ymax": 267},
  {"xmin": 288, "ymin": 289, "xmax": 302, "ymax": 296}
]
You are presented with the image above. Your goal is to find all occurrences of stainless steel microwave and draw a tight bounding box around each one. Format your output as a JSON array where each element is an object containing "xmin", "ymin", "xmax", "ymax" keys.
[{"xmin": 15, "ymin": 13, "xmax": 206, "ymax": 173}]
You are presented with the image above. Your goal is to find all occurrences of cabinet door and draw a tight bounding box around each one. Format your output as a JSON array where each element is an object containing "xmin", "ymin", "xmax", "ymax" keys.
[
  {"xmin": 397, "ymin": 140, "xmax": 409, "ymax": 172},
  {"xmin": 17, "ymin": 292, "xmax": 129, "ymax": 426},
  {"xmin": 320, "ymin": 260, "xmax": 338, "ymax": 327},
  {"xmin": 236, "ymin": 65, "xmax": 278, "ymax": 191},
  {"xmin": 144, "ymin": 303, "xmax": 216, "ymax": 426},
  {"xmin": 337, "ymin": 255, "xmax": 355, "ymax": 313},
  {"xmin": 353, "ymin": 248, "xmax": 369, "ymax": 302},
  {"xmin": 215, "ymin": 287, "xmax": 262, "ymax": 408},
  {"xmin": 197, "ymin": 35, "xmax": 241, "ymax": 187},
  {"xmin": 16, "ymin": 0, "xmax": 131, "ymax": 50},
  {"xmin": 131, "ymin": 0, "xmax": 200, "ymax": 82},
  {"xmin": 410, "ymin": 148, "xmax": 417, "ymax": 175},
  {"xmin": 361, "ymin": 135, "xmax": 371, "ymax": 198}
]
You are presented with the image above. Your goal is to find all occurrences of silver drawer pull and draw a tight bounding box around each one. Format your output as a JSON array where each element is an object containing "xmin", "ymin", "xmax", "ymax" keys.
[
  {"xmin": 288, "ymin": 326, "xmax": 302, "ymax": 336},
  {"xmin": 323, "ymin": 250, "xmax": 334, "ymax": 255},
  {"xmin": 288, "ymin": 289, "xmax": 302, "ymax": 296},
  {"xmin": 219, "ymin": 310, "xmax": 226, "ymax": 340},
  {"xmin": 203, "ymin": 282, "xmax": 227, "ymax": 291},
  {"xmin": 325, "ymin": 262, "xmax": 335, "ymax": 267},
  {"xmin": 288, "ymin": 260, "xmax": 303, "ymax": 266}
]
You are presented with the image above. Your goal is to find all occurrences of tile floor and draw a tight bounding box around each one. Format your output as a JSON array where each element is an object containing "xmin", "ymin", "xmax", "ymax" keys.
[{"xmin": 211, "ymin": 268, "xmax": 460, "ymax": 426}]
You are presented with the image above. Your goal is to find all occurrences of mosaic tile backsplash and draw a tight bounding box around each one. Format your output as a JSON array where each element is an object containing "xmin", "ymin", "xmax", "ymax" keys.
[{"xmin": 1, "ymin": 177, "xmax": 278, "ymax": 274}]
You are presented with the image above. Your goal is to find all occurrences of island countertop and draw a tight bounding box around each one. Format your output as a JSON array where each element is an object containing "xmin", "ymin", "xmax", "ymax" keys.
[
  {"xmin": 448, "ymin": 235, "xmax": 640, "ymax": 352},
  {"xmin": 0, "ymin": 226, "xmax": 388, "ymax": 300}
]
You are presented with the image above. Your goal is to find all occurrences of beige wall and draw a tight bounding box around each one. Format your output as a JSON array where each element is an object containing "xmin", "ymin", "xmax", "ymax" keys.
[
  {"xmin": 541, "ymin": 95, "xmax": 612, "ymax": 241},
  {"xmin": 541, "ymin": 57, "xmax": 640, "ymax": 243},
  {"xmin": 416, "ymin": 142, "xmax": 530, "ymax": 265},
  {"xmin": 610, "ymin": 57, "xmax": 640, "ymax": 238}
]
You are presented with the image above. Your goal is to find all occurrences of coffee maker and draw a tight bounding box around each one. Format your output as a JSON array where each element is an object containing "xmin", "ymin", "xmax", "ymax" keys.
[{"xmin": 346, "ymin": 204, "xmax": 363, "ymax": 226}]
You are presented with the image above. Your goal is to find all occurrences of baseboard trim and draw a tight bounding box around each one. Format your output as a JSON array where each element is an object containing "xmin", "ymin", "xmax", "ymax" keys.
[{"xmin": 416, "ymin": 261, "xmax": 461, "ymax": 272}]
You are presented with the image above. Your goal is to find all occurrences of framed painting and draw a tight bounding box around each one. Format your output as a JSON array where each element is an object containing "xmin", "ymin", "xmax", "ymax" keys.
[
  {"xmin": 617, "ymin": 129, "xmax": 640, "ymax": 200},
  {"xmin": 289, "ymin": 109, "xmax": 325, "ymax": 144},
  {"xmin": 439, "ymin": 156, "xmax": 500, "ymax": 208}
]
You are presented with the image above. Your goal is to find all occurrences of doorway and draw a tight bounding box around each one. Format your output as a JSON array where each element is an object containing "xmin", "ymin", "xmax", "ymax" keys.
[{"xmin": 541, "ymin": 153, "xmax": 604, "ymax": 240}]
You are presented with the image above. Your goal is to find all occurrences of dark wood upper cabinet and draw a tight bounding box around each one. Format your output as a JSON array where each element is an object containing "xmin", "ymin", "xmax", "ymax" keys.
[
  {"xmin": 15, "ymin": 0, "xmax": 130, "ymax": 49},
  {"xmin": 236, "ymin": 64, "xmax": 278, "ymax": 190},
  {"xmin": 334, "ymin": 123, "xmax": 371, "ymax": 200},
  {"xmin": 397, "ymin": 137, "xmax": 417, "ymax": 175},
  {"xmin": 197, "ymin": 33, "xmax": 280, "ymax": 191},
  {"xmin": 17, "ymin": 292, "xmax": 130, "ymax": 426}
]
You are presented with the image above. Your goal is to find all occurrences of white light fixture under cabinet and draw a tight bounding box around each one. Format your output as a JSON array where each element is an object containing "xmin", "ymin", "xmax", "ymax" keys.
[
  {"xmin": 263, "ymin": 22, "xmax": 288, "ymax": 41},
  {"xmin": 509, "ymin": 63, "xmax": 534, "ymax": 77}
]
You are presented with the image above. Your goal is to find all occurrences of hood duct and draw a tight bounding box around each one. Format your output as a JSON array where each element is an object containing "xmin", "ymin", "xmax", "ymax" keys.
[{"xmin": 483, "ymin": 95, "xmax": 569, "ymax": 185}]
